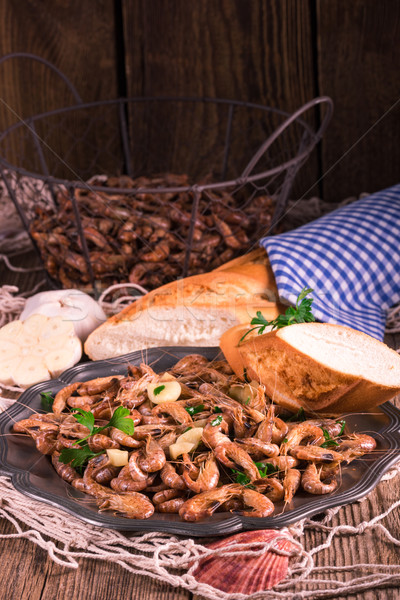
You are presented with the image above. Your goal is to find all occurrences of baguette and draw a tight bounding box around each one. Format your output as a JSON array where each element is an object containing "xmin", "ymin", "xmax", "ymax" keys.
[
  {"xmin": 85, "ymin": 250, "xmax": 285, "ymax": 360},
  {"xmin": 220, "ymin": 322, "xmax": 400, "ymax": 414}
]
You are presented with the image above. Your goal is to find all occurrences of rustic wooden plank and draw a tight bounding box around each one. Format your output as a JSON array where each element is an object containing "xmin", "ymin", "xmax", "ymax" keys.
[
  {"xmin": 0, "ymin": 519, "xmax": 191, "ymax": 600},
  {"xmin": 316, "ymin": 0, "xmax": 400, "ymax": 201},
  {"xmin": 0, "ymin": 0, "xmax": 123, "ymax": 179},
  {"xmin": 122, "ymin": 0, "xmax": 320, "ymax": 201}
]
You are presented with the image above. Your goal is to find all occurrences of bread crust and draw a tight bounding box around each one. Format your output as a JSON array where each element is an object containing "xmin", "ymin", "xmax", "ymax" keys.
[
  {"xmin": 85, "ymin": 250, "xmax": 283, "ymax": 359},
  {"xmin": 220, "ymin": 323, "xmax": 400, "ymax": 415}
]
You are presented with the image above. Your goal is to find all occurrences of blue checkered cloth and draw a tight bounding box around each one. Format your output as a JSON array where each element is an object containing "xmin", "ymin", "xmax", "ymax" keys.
[{"xmin": 260, "ymin": 183, "xmax": 400, "ymax": 341}]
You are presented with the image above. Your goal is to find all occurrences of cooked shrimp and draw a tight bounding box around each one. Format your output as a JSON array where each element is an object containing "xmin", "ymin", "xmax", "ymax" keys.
[
  {"xmin": 98, "ymin": 491, "xmax": 154, "ymax": 519},
  {"xmin": 88, "ymin": 434, "xmax": 120, "ymax": 452},
  {"xmin": 214, "ymin": 441, "xmax": 259, "ymax": 481},
  {"xmin": 155, "ymin": 497, "xmax": 185, "ymax": 513},
  {"xmin": 128, "ymin": 450, "xmax": 148, "ymax": 482},
  {"xmin": 78, "ymin": 375, "xmax": 123, "ymax": 396},
  {"xmin": 260, "ymin": 456, "xmax": 299, "ymax": 471},
  {"xmin": 283, "ymin": 468, "xmax": 301, "ymax": 503},
  {"xmin": 271, "ymin": 416, "xmax": 289, "ymax": 445},
  {"xmin": 53, "ymin": 382, "xmax": 81, "ymax": 414},
  {"xmin": 152, "ymin": 488, "xmax": 184, "ymax": 505},
  {"xmin": 109, "ymin": 426, "xmax": 142, "ymax": 448},
  {"xmin": 110, "ymin": 473, "xmax": 150, "ymax": 492},
  {"xmin": 151, "ymin": 402, "xmax": 193, "ymax": 425},
  {"xmin": 202, "ymin": 415, "xmax": 231, "ymax": 449},
  {"xmin": 289, "ymin": 445, "xmax": 344, "ymax": 463},
  {"xmin": 301, "ymin": 463, "xmax": 339, "ymax": 495},
  {"xmin": 182, "ymin": 452, "xmax": 220, "ymax": 493},
  {"xmin": 256, "ymin": 404, "xmax": 275, "ymax": 442},
  {"xmin": 280, "ymin": 423, "xmax": 324, "ymax": 455},
  {"xmin": 253, "ymin": 477, "xmax": 284, "ymax": 502},
  {"xmin": 234, "ymin": 437, "xmax": 280, "ymax": 459},
  {"xmin": 83, "ymin": 454, "xmax": 115, "ymax": 498},
  {"xmin": 66, "ymin": 394, "xmax": 101, "ymax": 410},
  {"xmin": 138, "ymin": 435, "xmax": 166, "ymax": 472},
  {"xmin": 337, "ymin": 434, "xmax": 376, "ymax": 463},
  {"xmin": 51, "ymin": 452, "xmax": 81, "ymax": 483},
  {"xmin": 160, "ymin": 462, "xmax": 186, "ymax": 490},
  {"xmin": 179, "ymin": 484, "xmax": 239, "ymax": 521},
  {"xmin": 237, "ymin": 486, "xmax": 275, "ymax": 518}
]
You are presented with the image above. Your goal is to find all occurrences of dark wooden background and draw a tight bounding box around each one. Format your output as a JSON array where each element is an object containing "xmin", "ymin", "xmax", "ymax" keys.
[{"xmin": 0, "ymin": 0, "xmax": 399, "ymax": 202}]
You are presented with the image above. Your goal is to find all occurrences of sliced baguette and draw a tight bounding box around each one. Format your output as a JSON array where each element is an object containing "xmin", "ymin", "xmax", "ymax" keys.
[
  {"xmin": 85, "ymin": 251, "xmax": 284, "ymax": 360},
  {"xmin": 220, "ymin": 322, "xmax": 400, "ymax": 414}
]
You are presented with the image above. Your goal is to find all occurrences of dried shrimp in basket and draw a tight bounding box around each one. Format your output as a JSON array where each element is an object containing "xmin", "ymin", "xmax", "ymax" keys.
[{"xmin": 12, "ymin": 354, "xmax": 377, "ymax": 521}]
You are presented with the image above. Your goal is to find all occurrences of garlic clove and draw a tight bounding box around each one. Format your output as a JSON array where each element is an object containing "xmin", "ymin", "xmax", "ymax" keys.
[
  {"xmin": 169, "ymin": 441, "xmax": 195, "ymax": 460},
  {"xmin": 44, "ymin": 342, "xmax": 82, "ymax": 378},
  {"xmin": 0, "ymin": 357, "xmax": 22, "ymax": 385},
  {"xmin": 0, "ymin": 315, "xmax": 82, "ymax": 388},
  {"xmin": 176, "ymin": 427, "xmax": 204, "ymax": 448},
  {"xmin": 12, "ymin": 356, "xmax": 50, "ymax": 387},
  {"xmin": 106, "ymin": 449, "xmax": 129, "ymax": 467},
  {"xmin": 147, "ymin": 381, "xmax": 182, "ymax": 404},
  {"xmin": 0, "ymin": 339, "xmax": 21, "ymax": 360},
  {"xmin": 0, "ymin": 320, "xmax": 24, "ymax": 340}
]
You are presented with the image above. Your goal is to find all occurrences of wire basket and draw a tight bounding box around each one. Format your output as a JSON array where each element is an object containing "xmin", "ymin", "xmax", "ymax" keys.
[{"xmin": 0, "ymin": 53, "xmax": 333, "ymax": 295}]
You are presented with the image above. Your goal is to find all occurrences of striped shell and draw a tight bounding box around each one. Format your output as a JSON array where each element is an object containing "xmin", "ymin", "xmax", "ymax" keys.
[{"xmin": 192, "ymin": 529, "xmax": 298, "ymax": 593}]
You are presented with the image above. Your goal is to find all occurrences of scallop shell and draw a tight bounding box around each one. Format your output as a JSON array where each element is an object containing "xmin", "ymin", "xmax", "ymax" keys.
[{"xmin": 192, "ymin": 529, "xmax": 298, "ymax": 593}]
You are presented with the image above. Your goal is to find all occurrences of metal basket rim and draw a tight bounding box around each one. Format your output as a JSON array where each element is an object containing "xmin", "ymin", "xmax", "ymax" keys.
[{"xmin": 0, "ymin": 95, "xmax": 333, "ymax": 193}]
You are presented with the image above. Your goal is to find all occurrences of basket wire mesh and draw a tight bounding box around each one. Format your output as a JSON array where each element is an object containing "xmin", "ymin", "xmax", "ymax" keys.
[{"xmin": 0, "ymin": 53, "xmax": 333, "ymax": 295}]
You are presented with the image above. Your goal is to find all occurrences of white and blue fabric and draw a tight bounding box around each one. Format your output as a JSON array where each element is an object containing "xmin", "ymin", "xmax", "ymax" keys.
[{"xmin": 260, "ymin": 183, "xmax": 400, "ymax": 341}]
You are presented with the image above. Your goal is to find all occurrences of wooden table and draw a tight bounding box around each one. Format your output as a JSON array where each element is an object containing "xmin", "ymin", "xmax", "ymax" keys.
[{"xmin": 1, "ymin": 250, "xmax": 400, "ymax": 600}]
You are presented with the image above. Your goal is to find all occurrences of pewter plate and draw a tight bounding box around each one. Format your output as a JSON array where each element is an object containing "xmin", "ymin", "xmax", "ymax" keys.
[{"xmin": 0, "ymin": 346, "xmax": 399, "ymax": 536}]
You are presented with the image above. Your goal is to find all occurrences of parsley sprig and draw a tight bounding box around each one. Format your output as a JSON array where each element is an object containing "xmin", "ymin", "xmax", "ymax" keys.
[
  {"xmin": 320, "ymin": 428, "xmax": 340, "ymax": 448},
  {"xmin": 185, "ymin": 404, "xmax": 205, "ymax": 417},
  {"xmin": 59, "ymin": 406, "xmax": 134, "ymax": 469},
  {"xmin": 40, "ymin": 392, "xmax": 55, "ymax": 412},
  {"xmin": 240, "ymin": 287, "xmax": 315, "ymax": 343},
  {"xmin": 231, "ymin": 461, "xmax": 278, "ymax": 486}
]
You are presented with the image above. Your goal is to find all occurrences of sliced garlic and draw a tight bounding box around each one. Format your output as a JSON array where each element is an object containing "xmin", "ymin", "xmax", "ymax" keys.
[
  {"xmin": 147, "ymin": 380, "xmax": 182, "ymax": 404},
  {"xmin": 169, "ymin": 441, "xmax": 195, "ymax": 460},
  {"xmin": 228, "ymin": 380, "xmax": 259, "ymax": 405},
  {"xmin": 176, "ymin": 426, "xmax": 204, "ymax": 447},
  {"xmin": 106, "ymin": 449, "xmax": 129, "ymax": 467},
  {"xmin": 0, "ymin": 314, "xmax": 82, "ymax": 388}
]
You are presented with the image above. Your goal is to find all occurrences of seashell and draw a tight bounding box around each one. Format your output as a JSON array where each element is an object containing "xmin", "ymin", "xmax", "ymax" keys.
[{"xmin": 192, "ymin": 529, "xmax": 298, "ymax": 593}]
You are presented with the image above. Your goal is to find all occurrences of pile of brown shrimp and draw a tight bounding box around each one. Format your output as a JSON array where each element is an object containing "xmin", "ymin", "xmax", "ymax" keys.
[{"xmin": 12, "ymin": 354, "xmax": 377, "ymax": 521}]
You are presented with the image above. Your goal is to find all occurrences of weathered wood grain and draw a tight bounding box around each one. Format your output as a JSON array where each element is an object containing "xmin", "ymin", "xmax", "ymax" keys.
[
  {"xmin": 316, "ymin": 0, "xmax": 400, "ymax": 201},
  {"xmin": 0, "ymin": 0, "xmax": 122, "ymax": 179},
  {"xmin": 122, "ymin": 0, "xmax": 320, "ymax": 198}
]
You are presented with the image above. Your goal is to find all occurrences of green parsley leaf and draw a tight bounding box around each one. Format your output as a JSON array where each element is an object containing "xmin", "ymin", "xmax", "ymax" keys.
[
  {"xmin": 59, "ymin": 445, "xmax": 104, "ymax": 469},
  {"xmin": 153, "ymin": 384, "xmax": 165, "ymax": 396},
  {"xmin": 239, "ymin": 287, "xmax": 315, "ymax": 343},
  {"xmin": 320, "ymin": 428, "xmax": 340, "ymax": 448},
  {"xmin": 245, "ymin": 397, "xmax": 251, "ymax": 405},
  {"xmin": 213, "ymin": 407, "xmax": 222, "ymax": 414},
  {"xmin": 282, "ymin": 437, "xmax": 288, "ymax": 444},
  {"xmin": 231, "ymin": 469, "xmax": 251, "ymax": 486},
  {"xmin": 107, "ymin": 406, "xmax": 134, "ymax": 435},
  {"xmin": 211, "ymin": 415, "xmax": 223, "ymax": 426},
  {"xmin": 185, "ymin": 404, "xmax": 205, "ymax": 417},
  {"xmin": 255, "ymin": 461, "xmax": 278, "ymax": 477},
  {"xmin": 72, "ymin": 408, "xmax": 95, "ymax": 433},
  {"xmin": 40, "ymin": 392, "xmax": 54, "ymax": 412},
  {"xmin": 337, "ymin": 419, "xmax": 346, "ymax": 436},
  {"xmin": 183, "ymin": 427, "xmax": 192, "ymax": 433}
]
